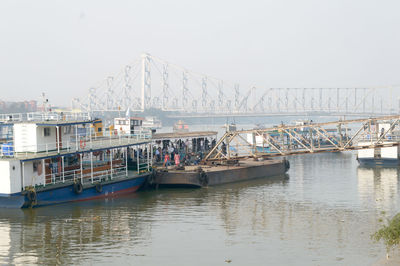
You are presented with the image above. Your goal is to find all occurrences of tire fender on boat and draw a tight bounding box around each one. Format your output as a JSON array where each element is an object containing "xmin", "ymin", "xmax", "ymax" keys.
[
  {"xmin": 148, "ymin": 170, "xmax": 157, "ymax": 185},
  {"xmin": 95, "ymin": 183, "xmax": 102, "ymax": 193},
  {"xmin": 284, "ymin": 159, "xmax": 290, "ymax": 171},
  {"xmin": 198, "ymin": 170, "xmax": 209, "ymax": 187},
  {"xmin": 27, "ymin": 190, "xmax": 37, "ymax": 206},
  {"xmin": 74, "ymin": 181, "xmax": 83, "ymax": 194}
]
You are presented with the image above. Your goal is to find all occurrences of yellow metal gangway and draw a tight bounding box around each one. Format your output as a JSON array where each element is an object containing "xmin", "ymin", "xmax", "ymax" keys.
[{"xmin": 203, "ymin": 115, "xmax": 400, "ymax": 162}]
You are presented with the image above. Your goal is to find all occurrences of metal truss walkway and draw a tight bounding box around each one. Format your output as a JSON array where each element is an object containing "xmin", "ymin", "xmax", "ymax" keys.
[{"xmin": 203, "ymin": 115, "xmax": 400, "ymax": 162}]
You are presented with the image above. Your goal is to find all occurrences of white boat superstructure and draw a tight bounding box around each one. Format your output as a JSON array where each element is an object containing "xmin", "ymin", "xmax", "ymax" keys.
[
  {"xmin": 142, "ymin": 116, "xmax": 162, "ymax": 130},
  {"xmin": 114, "ymin": 117, "xmax": 145, "ymax": 135},
  {"xmin": 0, "ymin": 113, "xmax": 152, "ymax": 208}
]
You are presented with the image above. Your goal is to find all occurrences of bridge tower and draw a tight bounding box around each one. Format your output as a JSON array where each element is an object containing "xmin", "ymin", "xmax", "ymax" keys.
[
  {"xmin": 201, "ymin": 77, "xmax": 208, "ymax": 111},
  {"xmin": 123, "ymin": 65, "xmax": 132, "ymax": 111},
  {"xmin": 141, "ymin": 53, "xmax": 151, "ymax": 111},
  {"xmin": 162, "ymin": 64, "xmax": 169, "ymax": 110},
  {"xmin": 218, "ymin": 81, "xmax": 224, "ymax": 112},
  {"xmin": 106, "ymin": 77, "xmax": 114, "ymax": 111},
  {"xmin": 182, "ymin": 70, "xmax": 188, "ymax": 109}
]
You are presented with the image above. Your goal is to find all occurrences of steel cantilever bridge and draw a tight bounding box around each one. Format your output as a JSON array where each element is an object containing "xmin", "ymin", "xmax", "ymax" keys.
[{"xmin": 72, "ymin": 53, "xmax": 400, "ymax": 118}]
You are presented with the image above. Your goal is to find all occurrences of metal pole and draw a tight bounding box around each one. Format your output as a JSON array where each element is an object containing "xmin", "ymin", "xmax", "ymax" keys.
[
  {"xmin": 90, "ymin": 152, "xmax": 93, "ymax": 183},
  {"xmin": 150, "ymin": 143, "xmax": 153, "ymax": 167},
  {"xmin": 89, "ymin": 124, "xmax": 92, "ymax": 149},
  {"xmin": 22, "ymin": 161, "xmax": 25, "ymax": 189},
  {"xmin": 126, "ymin": 147, "xmax": 128, "ymax": 177},
  {"xmin": 75, "ymin": 124, "xmax": 78, "ymax": 151},
  {"xmin": 80, "ymin": 153, "xmax": 83, "ymax": 184},
  {"xmin": 42, "ymin": 159, "xmax": 46, "ymax": 186},
  {"xmin": 147, "ymin": 144, "xmax": 150, "ymax": 171},
  {"xmin": 252, "ymin": 132, "xmax": 257, "ymax": 154},
  {"xmin": 62, "ymin": 156, "xmax": 65, "ymax": 183},
  {"xmin": 56, "ymin": 126, "xmax": 60, "ymax": 153},
  {"xmin": 137, "ymin": 148, "xmax": 140, "ymax": 174},
  {"xmin": 110, "ymin": 149, "xmax": 113, "ymax": 179}
]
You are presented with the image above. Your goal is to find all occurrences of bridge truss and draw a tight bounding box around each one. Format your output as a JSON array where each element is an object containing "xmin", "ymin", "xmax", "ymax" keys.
[
  {"xmin": 72, "ymin": 53, "xmax": 400, "ymax": 116},
  {"xmin": 203, "ymin": 115, "xmax": 400, "ymax": 162}
]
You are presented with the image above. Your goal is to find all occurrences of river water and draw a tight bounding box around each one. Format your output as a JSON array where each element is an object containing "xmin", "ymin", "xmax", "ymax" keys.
[{"xmin": 1, "ymin": 151, "xmax": 398, "ymax": 265}]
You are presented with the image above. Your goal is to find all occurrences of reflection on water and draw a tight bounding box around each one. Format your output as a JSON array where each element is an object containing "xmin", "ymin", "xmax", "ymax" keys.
[
  {"xmin": 1, "ymin": 153, "xmax": 399, "ymax": 265},
  {"xmin": 357, "ymin": 166, "xmax": 400, "ymax": 212}
]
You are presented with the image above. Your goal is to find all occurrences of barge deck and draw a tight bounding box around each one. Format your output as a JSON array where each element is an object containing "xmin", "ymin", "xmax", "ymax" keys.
[{"xmin": 153, "ymin": 158, "xmax": 289, "ymax": 187}]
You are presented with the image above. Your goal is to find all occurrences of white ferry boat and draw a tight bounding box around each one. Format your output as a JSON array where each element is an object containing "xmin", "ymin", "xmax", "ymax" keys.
[{"xmin": 0, "ymin": 112, "xmax": 152, "ymax": 208}]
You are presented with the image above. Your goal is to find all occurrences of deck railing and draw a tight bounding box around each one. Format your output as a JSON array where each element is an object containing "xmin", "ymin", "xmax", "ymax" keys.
[
  {"xmin": 0, "ymin": 130, "xmax": 152, "ymax": 158},
  {"xmin": 40, "ymin": 165, "xmax": 131, "ymax": 187},
  {"xmin": 0, "ymin": 113, "xmax": 23, "ymax": 122},
  {"xmin": 26, "ymin": 112, "xmax": 91, "ymax": 122},
  {"xmin": 0, "ymin": 112, "xmax": 91, "ymax": 122}
]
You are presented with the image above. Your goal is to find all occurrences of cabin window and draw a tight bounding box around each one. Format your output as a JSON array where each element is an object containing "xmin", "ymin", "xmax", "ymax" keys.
[
  {"xmin": 98, "ymin": 127, "xmax": 102, "ymax": 132},
  {"xmin": 44, "ymin": 127, "xmax": 51, "ymax": 136},
  {"xmin": 33, "ymin": 162, "xmax": 38, "ymax": 172},
  {"xmin": 63, "ymin": 126, "xmax": 71, "ymax": 134}
]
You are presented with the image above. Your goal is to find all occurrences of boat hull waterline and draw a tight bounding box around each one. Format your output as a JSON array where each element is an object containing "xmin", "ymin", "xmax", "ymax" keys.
[{"xmin": 0, "ymin": 175, "xmax": 147, "ymax": 208}]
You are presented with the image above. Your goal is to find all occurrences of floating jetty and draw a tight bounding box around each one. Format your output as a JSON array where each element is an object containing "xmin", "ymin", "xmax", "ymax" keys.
[
  {"xmin": 152, "ymin": 115, "xmax": 400, "ymax": 187},
  {"xmin": 153, "ymin": 158, "xmax": 289, "ymax": 187}
]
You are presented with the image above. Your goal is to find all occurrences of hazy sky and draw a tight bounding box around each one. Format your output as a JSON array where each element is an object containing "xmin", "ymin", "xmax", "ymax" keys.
[{"xmin": 1, "ymin": 0, "xmax": 400, "ymax": 106}]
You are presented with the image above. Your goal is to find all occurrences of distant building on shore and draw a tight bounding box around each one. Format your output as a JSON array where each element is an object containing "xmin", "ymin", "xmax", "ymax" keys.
[{"xmin": 0, "ymin": 100, "xmax": 37, "ymax": 113}]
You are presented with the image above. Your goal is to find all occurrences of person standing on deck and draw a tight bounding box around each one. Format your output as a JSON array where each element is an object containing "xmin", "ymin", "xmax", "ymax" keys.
[
  {"xmin": 174, "ymin": 152, "xmax": 180, "ymax": 166},
  {"xmin": 155, "ymin": 148, "xmax": 161, "ymax": 162},
  {"xmin": 170, "ymin": 145, "xmax": 175, "ymax": 162},
  {"xmin": 185, "ymin": 139, "xmax": 190, "ymax": 153},
  {"xmin": 164, "ymin": 153, "xmax": 171, "ymax": 168}
]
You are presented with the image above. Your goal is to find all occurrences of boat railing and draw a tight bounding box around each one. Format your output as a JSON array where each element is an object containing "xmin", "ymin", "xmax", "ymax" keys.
[
  {"xmin": 0, "ymin": 113, "xmax": 24, "ymax": 122},
  {"xmin": 0, "ymin": 133, "xmax": 152, "ymax": 158},
  {"xmin": 26, "ymin": 112, "xmax": 90, "ymax": 122},
  {"xmin": 40, "ymin": 165, "xmax": 132, "ymax": 187},
  {"xmin": 358, "ymin": 134, "xmax": 400, "ymax": 143},
  {"xmin": 0, "ymin": 112, "xmax": 91, "ymax": 122}
]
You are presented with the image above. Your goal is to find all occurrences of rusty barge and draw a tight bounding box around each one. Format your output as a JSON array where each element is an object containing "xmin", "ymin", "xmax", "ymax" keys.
[
  {"xmin": 152, "ymin": 158, "xmax": 289, "ymax": 187},
  {"xmin": 150, "ymin": 127, "xmax": 290, "ymax": 188}
]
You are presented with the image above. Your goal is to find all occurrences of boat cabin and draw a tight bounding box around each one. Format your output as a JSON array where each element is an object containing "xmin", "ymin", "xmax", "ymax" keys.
[
  {"xmin": 173, "ymin": 120, "xmax": 189, "ymax": 133},
  {"xmin": 13, "ymin": 120, "xmax": 101, "ymax": 153},
  {"xmin": 114, "ymin": 117, "xmax": 144, "ymax": 135}
]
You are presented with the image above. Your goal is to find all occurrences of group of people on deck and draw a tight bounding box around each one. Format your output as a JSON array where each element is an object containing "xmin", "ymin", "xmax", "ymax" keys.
[
  {"xmin": 153, "ymin": 137, "xmax": 215, "ymax": 168},
  {"xmin": 162, "ymin": 152, "xmax": 180, "ymax": 167}
]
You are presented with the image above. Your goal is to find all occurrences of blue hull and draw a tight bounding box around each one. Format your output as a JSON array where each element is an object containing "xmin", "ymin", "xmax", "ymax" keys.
[
  {"xmin": 0, "ymin": 175, "xmax": 148, "ymax": 208},
  {"xmin": 357, "ymin": 158, "xmax": 399, "ymax": 166}
]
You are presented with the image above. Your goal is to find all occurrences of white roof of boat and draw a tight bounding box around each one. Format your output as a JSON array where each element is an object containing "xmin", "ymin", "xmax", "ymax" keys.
[
  {"xmin": 152, "ymin": 131, "xmax": 217, "ymax": 140},
  {"xmin": 13, "ymin": 120, "xmax": 101, "ymax": 126}
]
